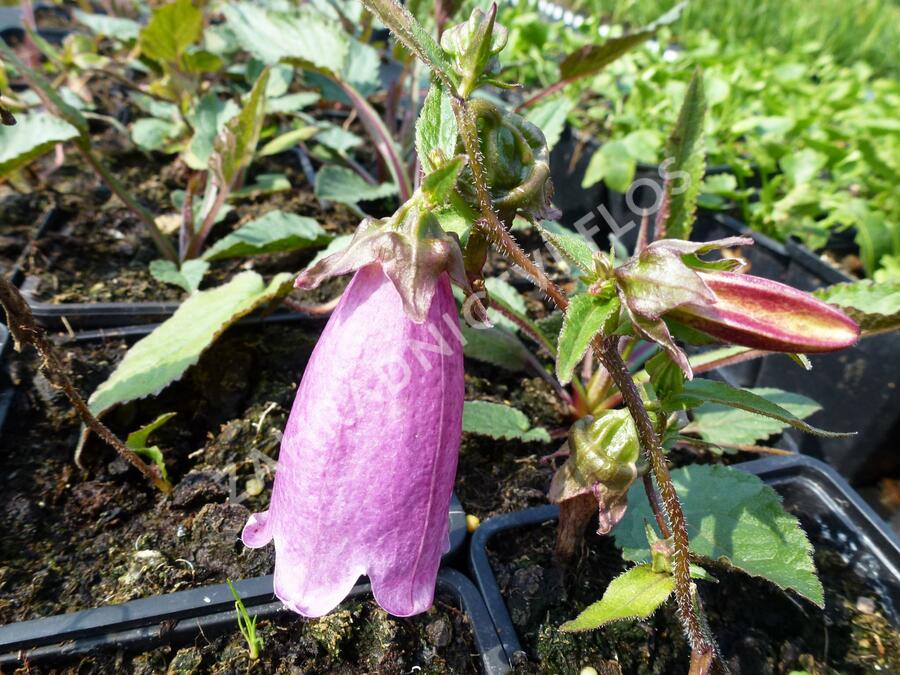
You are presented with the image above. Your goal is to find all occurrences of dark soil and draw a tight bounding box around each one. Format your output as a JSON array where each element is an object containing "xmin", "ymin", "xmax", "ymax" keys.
[
  {"xmin": 488, "ymin": 519, "xmax": 900, "ymax": 674},
  {"xmin": 19, "ymin": 593, "xmax": 478, "ymax": 674},
  {"xmin": 14, "ymin": 139, "xmax": 360, "ymax": 305},
  {"xmin": 0, "ymin": 322, "xmax": 322, "ymax": 623}
]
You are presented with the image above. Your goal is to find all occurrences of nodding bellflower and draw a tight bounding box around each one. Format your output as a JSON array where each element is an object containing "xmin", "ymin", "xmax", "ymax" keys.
[{"xmin": 243, "ymin": 204, "xmax": 470, "ymax": 617}]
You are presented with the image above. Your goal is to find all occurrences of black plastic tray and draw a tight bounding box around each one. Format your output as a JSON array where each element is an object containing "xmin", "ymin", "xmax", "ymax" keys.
[
  {"xmin": 0, "ymin": 568, "xmax": 510, "ymax": 673},
  {"xmin": 469, "ymin": 454, "xmax": 900, "ymax": 666},
  {"xmin": 8, "ymin": 208, "xmax": 328, "ymax": 331}
]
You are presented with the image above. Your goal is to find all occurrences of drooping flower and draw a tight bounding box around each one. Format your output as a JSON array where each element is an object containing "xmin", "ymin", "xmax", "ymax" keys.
[
  {"xmin": 671, "ymin": 271, "xmax": 861, "ymax": 353},
  {"xmin": 242, "ymin": 206, "xmax": 467, "ymax": 617},
  {"xmin": 614, "ymin": 237, "xmax": 860, "ymax": 376}
]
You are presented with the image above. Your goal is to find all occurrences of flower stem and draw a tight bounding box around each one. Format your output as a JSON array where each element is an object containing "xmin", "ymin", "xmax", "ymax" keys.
[
  {"xmin": 596, "ymin": 336, "xmax": 717, "ymax": 659},
  {"xmin": 450, "ymin": 92, "xmax": 720, "ymax": 666},
  {"xmin": 0, "ymin": 277, "xmax": 172, "ymax": 493}
]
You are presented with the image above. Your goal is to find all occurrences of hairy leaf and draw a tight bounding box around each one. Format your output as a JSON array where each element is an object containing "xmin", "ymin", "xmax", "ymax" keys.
[
  {"xmin": 416, "ymin": 82, "xmax": 458, "ymax": 173},
  {"xmin": 462, "ymin": 401, "xmax": 550, "ymax": 443},
  {"xmin": 88, "ymin": 272, "xmax": 294, "ymax": 418},
  {"xmin": 202, "ymin": 210, "xmax": 330, "ymax": 261},
  {"xmin": 556, "ymin": 295, "xmax": 619, "ymax": 384},
  {"xmin": 659, "ymin": 68, "xmax": 706, "ymax": 240},
  {"xmin": 615, "ymin": 464, "xmax": 824, "ymax": 606},
  {"xmin": 535, "ymin": 221, "xmax": 596, "ymax": 274},
  {"xmin": 561, "ymin": 565, "xmax": 675, "ymax": 631}
]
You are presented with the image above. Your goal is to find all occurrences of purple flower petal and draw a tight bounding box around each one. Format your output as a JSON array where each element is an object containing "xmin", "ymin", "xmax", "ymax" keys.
[{"xmin": 243, "ymin": 264, "xmax": 464, "ymax": 617}]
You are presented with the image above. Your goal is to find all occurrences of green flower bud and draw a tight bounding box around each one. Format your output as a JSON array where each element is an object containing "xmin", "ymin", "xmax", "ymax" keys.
[
  {"xmin": 440, "ymin": 5, "xmax": 509, "ymax": 98},
  {"xmin": 457, "ymin": 99, "xmax": 558, "ymax": 222},
  {"xmin": 549, "ymin": 410, "xmax": 641, "ymax": 535}
]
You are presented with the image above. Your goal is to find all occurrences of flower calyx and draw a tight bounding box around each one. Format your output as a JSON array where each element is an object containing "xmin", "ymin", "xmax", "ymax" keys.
[{"xmin": 296, "ymin": 197, "xmax": 483, "ymax": 323}]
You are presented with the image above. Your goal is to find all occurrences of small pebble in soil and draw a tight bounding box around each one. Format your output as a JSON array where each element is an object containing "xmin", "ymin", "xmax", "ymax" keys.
[
  {"xmin": 579, "ymin": 667, "xmax": 599, "ymax": 675},
  {"xmin": 856, "ymin": 596, "xmax": 877, "ymax": 614},
  {"xmin": 426, "ymin": 616, "xmax": 453, "ymax": 648},
  {"xmin": 466, "ymin": 513, "xmax": 480, "ymax": 532},
  {"xmin": 245, "ymin": 476, "xmax": 264, "ymax": 497}
]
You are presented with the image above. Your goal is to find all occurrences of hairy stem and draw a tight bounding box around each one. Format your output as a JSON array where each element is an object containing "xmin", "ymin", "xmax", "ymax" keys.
[
  {"xmin": 453, "ymin": 93, "xmax": 717, "ymax": 661},
  {"xmin": 0, "ymin": 277, "xmax": 172, "ymax": 493},
  {"xmin": 596, "ymin": 336, "xmax": 716, "ymax": 658}
]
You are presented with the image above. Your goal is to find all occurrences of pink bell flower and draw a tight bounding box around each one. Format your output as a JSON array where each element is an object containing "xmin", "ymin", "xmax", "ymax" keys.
[{"xmin": 242, "ymin": 203, "xmax": 471, "ymax": 618}]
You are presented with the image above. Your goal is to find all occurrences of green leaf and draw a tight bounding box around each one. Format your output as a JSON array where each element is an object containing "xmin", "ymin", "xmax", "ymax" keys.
[
  {"xmin": 202, "ymin": 211, "xmax": 330, "ymax": 261},
  {"xmin": 213, "ymin": 69, "xmax": 270, "ymax": 188},
  {"xmin": 582, "ymin": 140, "xmax": 635, "ymax": 192},
  {"xmin": 416, "ymin": 82, "xmax": 458, "ymax": 174},
  {"xmin": 139, "ymin": 0, "xmax": 202, "ymax": 65},
  {"xmin": 422, "ymin": 156, "xmax": 465, "ymax": 205},
  {"xmin": 88, "ymin": 271, "xmax": 294, "ymax": 418},
  {"xmin": 126, "ymin": 412, "xmax": 177, "ymax": 480},
  {"xmin": 461, "ymin": 325, "xmax": 530, "ymax": 371},
  {"xmin": 665, "ymin": 378, "xmax": 852, "ymax": 438},
  {"xmin": 258, "ymin": 125, "xmax": 320, "ymax": 157},
  {"xmin": 556, "ymin": 295, "xmax": 619, "ymax": 384},
  {"xmin": 484, "ymin": 277, "xmax": 529, "ymax": 334},
  {"xmin": 182, "ymin": 49, "xmax": 223, "ymax": 74},
  {"xmin": 362, "ymin": 0, "xmax": 456, "ymax": 86},
  {"xmin": 266, "ymin": 92, "xmax": 320, "ymax": 115},
  {"xmin": 615, "ymin": 464, "xmax": 824, "ymax": 607},
  {"xmin": 232, "ymin": 173, "xmax": 291, "ymax": 198},
  {"xmin": 558, "ymin": 2, "xmax": 684, "ymax": 83},
  {"xmin": 814, "ymin": 280, "xmax": 900, "ymax": 335},
  {"xmin": 149, "ymin": 259, "xmax": 209, "ymax": 294},
  {"xmin": 221, "ymin": 2, "xmax": 348, "ymax": 73},
  {"xmin": 659, "ymin": 68, "xmax": 706, "ymax": 240},
  {"xmin": 780, "ymin": 149, "xmax": 827, "ymax": 185},
  {"xmin": 314, "ymin": 165, "xmax": 397, "ymax": 205},
  {"xmin": 0, "ymin": 41, "xmax": 88, "ymax": 136},
  {"xmin": 848, "ymin": 203, "xmax": 895, "ymax": 277},
  {"xmin": 535, "ymin": 221, "xmax": 596, "ymax": 274},
  {"xmin": 524, "ymin": 96, "xmax": 574, "ymax": 151},
  {"xmin": 561, "ymin": 565, "xmax": 675, "ymax": 632},
  {"xmin": 132, "ymin": 117, "xmax": 180, "ymax": 153},
  {"xmin": 187, "ymin": 94, "xmax": 240, "ymax": 168},
  {"xmin": 688, "ymin": 387, "xmax": 821, "ymax": 447},
  {"xmin": 0, "ymin": 113, "xmax": 80, "ymax": 176},
  {"xmin": 73, "ymin": 9, "xmax": 141, "ymax": 41},
  {"xmin": 462, "ymin": 401, "xmax": 550, "ymax": 443}
]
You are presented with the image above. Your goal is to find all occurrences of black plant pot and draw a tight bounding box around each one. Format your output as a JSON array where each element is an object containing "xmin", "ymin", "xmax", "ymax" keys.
[
  {"xmin": 469, "ymin": 454, "xmax": 900, "ymax": 667},
  {"xmin": 0, "ymin": 568, "xmax": 511, "ymax": 673},
  {"xmin": 691, "ymin": 212, "xmax": 900, "ymax": 484},
  {"xmin": 9, "ymin": 209, "xmax": 329, "ymax": 332}
]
